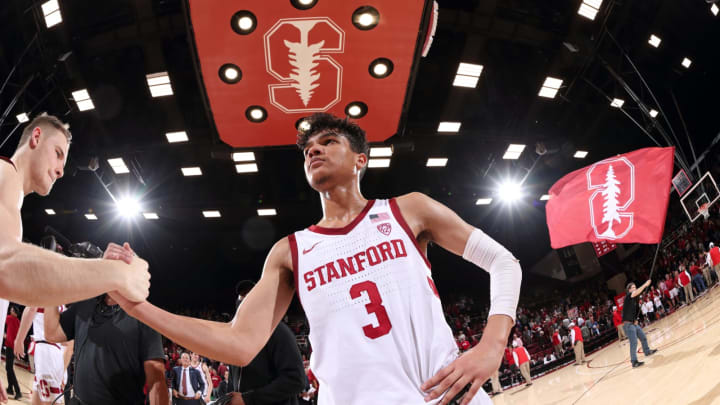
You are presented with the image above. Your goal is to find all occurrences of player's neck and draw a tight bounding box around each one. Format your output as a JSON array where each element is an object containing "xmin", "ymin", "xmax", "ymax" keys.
[
  {"xmin": 11, "ymin": 150, "xmax": 34, "ymax": 196},
  {"xmin": 318, "ymin": 183, "xmax": 367, "ymax": 227}
]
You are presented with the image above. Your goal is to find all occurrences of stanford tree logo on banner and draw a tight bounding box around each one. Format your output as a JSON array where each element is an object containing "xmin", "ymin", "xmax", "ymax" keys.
[
  {"xmin": 587, "ymin": 157, "xmax": 635, "ymax": 240},
  {"xmin": 264, "ymin": 17, "xmax": 345, "ymax": 113}
]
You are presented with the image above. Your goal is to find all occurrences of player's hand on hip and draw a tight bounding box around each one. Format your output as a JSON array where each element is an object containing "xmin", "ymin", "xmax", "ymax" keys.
[
  {"xmin": 421, "ymin": 342, "xmax": 503, "ymax": 405},
  {"xmin": 103, "ymin": 242, "xmax": 134, "ymax": 264},
  {"xmin": 194, "ymin": 392, "xmax": 201, "ymax": 399},
  {"xmin": 117, "ymin": 255, "xmax": 150, "ymax": 302}
]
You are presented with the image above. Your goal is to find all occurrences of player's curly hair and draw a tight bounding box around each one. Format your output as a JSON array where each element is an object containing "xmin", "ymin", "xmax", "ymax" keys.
[{"xmin": 296, "ymin": 113, "xmax": 369, "ymax": 157}]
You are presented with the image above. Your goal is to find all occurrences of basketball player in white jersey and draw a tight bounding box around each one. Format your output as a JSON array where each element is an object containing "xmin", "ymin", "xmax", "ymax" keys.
[
  {"xmin": 112, "ymin": 113, "xmax": 522, "ymax": 405},
  {"xmin": 0, "ymin": 113, "xmax": 151, "ymax": 306},
  {"xmin": 15, "ymin": 306, "xmax": 73, "ymax": 404},
  {"xmin": 190, "ymin": 353, "xmax": 212, "ymax": 403}
]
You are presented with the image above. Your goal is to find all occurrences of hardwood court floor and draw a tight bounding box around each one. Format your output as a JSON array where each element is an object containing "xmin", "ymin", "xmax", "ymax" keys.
[
  {"xmin": 494, "ymin": 285, "xmax": 720, "ymax": 405},
  {"xmin": 3, "ymin": 286, "xmax": 720, "ymax": 404}
]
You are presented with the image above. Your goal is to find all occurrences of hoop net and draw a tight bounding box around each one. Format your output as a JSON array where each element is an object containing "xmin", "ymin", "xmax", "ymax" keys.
[{"xmin": 700, "ymin": 203, "xmax": 710, "ymax": 220}]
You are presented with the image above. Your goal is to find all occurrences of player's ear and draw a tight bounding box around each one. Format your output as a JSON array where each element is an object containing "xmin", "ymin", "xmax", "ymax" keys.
[
  {"xmin": 29, "ymin": 127, "xmax": 42, "ymax": 149},
  {"xmin": 356, "ymin": 152, "xmax": 367, "ymax": 171}
]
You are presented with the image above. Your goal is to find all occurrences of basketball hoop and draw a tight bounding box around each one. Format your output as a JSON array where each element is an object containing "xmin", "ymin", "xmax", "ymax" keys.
[{"xmin": 700, "ymin": 203, "xmax": 710, "ymax": 220}]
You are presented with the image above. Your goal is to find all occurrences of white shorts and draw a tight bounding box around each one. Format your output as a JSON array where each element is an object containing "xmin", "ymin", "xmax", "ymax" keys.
[
  {"xmin": 670, "ymin": 288, "xmax": 679, "ymax": 299},
  {"xmin": 32, "ymin": 342, "xmax": 65, "ymax": 403}
]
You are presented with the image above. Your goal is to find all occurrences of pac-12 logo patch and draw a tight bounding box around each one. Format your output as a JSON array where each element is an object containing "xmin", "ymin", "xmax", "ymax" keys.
[{"xmin": 377, "ymin": 223, "xmax": 392, "ymax": 236}]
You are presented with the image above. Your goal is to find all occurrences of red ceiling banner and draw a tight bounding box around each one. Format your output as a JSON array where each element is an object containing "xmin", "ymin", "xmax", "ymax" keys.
[
  {"xmin": 592, "ymin": 240, "xmax": 617, "ymax": 257},
  {"xmin": 187, "ymin": 0, "xmax": 435, "ymax": 148}
]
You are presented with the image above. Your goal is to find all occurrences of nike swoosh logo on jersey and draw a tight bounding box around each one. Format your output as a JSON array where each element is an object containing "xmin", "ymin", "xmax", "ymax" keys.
[{"xmin": 303, "ymin": 241, "xmax": 322, "ymax": 255}]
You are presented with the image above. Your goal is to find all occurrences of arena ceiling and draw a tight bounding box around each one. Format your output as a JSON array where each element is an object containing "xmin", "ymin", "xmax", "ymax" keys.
[{"xmin": 1, "ymin": 0, "xmax": 719, "ymax": 310}]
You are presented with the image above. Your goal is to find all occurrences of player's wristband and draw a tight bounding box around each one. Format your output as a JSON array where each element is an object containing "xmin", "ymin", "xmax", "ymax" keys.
[{"xmin": 462, "ymin": 228, "xmax": 522, "ymax": 322}]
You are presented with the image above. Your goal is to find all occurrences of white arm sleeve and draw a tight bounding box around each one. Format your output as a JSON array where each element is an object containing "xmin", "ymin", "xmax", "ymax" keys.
[
  {"xmin": 512, "ymin": 352, "xmax": 519, "ymax": 366},
  {"xmin": 462, "ymin": 228, "xmax": 522, "ymax": 322}
]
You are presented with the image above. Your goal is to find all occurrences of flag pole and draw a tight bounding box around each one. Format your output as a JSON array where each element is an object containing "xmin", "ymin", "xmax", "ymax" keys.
[{"xmin": 648, "ymin": 241, "xmax": 662, "ymax": 281}]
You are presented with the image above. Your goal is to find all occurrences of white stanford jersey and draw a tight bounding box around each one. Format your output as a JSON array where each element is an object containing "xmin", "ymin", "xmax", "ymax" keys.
[
  {"xmin": 289, "ymin": 199, "xmax": 491, "ymax": 405},
  {"xmin": 32, "ymin": 306, "xmax": 65, "ymax": 342}
]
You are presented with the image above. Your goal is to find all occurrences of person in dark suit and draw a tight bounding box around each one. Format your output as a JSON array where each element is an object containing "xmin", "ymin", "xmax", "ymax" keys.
[
  {"xmin": 172, "ymin": 352, "xmax": 205, "ymax": 405},
  {"xmin": 226, "ymin": 281, "xmax": 306, "ymax": 405}
]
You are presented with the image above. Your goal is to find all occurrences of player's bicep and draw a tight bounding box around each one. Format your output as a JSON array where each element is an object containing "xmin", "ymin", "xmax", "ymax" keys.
[{"xmin": 397, "ymin": 192, "xmax": 474, "ymax": 256}]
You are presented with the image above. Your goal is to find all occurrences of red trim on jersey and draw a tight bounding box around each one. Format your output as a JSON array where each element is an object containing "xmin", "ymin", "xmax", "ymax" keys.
[
  {"xmin": 288, "ymin": 233, "xmax": 302, "ymax": 307},
  {"xmin": 389, "ymin": 198, "xmax": 432, "ymax": 269},
  {"xmin": 308, "ymin": 200, "xmax": 376, "ymax": 235},
  {"xmin": 0, "ymin": 156, "xmax": 16, "ymax": 171},
  {"xmin": 37, "ymin": 308, "xmax": 44, "ymax": 313}
]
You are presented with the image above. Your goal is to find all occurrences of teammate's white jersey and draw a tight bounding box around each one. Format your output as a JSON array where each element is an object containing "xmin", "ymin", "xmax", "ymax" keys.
[
  {"xmin": 32, "ymin": 306, "xmax": 65, "ymax": 342},
  {"xmin": 290, "ymin": 199, "xmax": 491, "ymax": 405},
  {"xmin": 192, "ymin": 363, "xmax": 208, "ymax": 396},
  {"xmin": 32, "ymin": 306, "xmax": 67, "ymax": 403}
]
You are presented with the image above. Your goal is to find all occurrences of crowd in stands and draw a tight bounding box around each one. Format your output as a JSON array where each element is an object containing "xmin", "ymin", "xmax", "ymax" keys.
[{"xmin": 157, "ymin": 201, "xmax": 720, "ymax": 399}]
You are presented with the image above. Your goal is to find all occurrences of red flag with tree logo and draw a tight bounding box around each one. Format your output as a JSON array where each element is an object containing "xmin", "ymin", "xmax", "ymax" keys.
[{"xmin": 546, "ymin": 147, "xmax": 675, "ymax": 249}]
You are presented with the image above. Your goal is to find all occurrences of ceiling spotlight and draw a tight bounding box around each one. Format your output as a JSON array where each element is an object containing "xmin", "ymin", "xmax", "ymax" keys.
[
  {"xmin": 232, "ymin": 152, "xmax": 256, "ymax": 162},
  {"xmin": 16, "ymin": 113, "xmax": 29, "ymax": 123},
  {"xmin": 143, "ymin": 212, "xmax": 159, "ymax": 220},
  {"xmin": 540, "ymin": 194, "xmax": 551, "ymax": 201},
  {"xmin": 45, "ymin": 209, "xmax": 56, "ymax": 215},
  {"xmin": 368, "ymin": 158, "xmax": 391, "ymax": 168},
  {"xmin": 203, "ymin": 210, "xmax": 221, "ymax": 218},
  {"xmin": 258, "ymin": 208, "xmax": 277, "ymax": 216},
  {"xmin": 117, "ymin": 197, "xmax": 141, "ymax": 218},
  {"xmin": 574, "ymin": 150, "xmax": 588, "ymax": 158},
  {"xmin": 681, "ymin": 57, "xmax": 692, "ymax": 68},
  {"xmin": 369, "ymin": 58, "xmax": 394, "ymax": 79},
  {"xmin": 231, "ymin": 11, "xmax": 257, "ymax": 35},
  {"xmin": 539, "ymin": 76, "xmax": 563, "ymax": 99},
  {"xmin": 107, "ymin": 158, "xmax": 130, "ymax": 174},
  {"xmin": 369, "ymin": 146, "xmax": 393, "ymax": 157},
  {"xmin": 649, "ymin": 109, "xmax": 659, "ymax": 118},
  {"xmin": 712, "ymin": 3, "xmax": 719, "ymax": 16},
  {"xmin": 219, "ymin": 64, "xmax": 242, "ymax": 84},
  {"xmin": 246, "ymin": 106, "xmax": 267, "ymax": 123},
  {"xmin": 453, "ymin": 63, "xmax": 483, "ymax": 88},
  {"xmin": 296, "ymin": 118, "xmax": 312, "ymax": 132},
  {"xmin": 236, "ymin": 163, "xmax": 259, "ymax": 173},
  {"xmin": 438, "ymin": 122, "xmax": 461, "ymax": 133},
  {"xmin": 166, "ymin": 131, "xmax": 188, "ymax": 143},
  {"xmin": 72, "ymin": 89, "xmax": 95, "ymax": 111},
  {"xmin": 345, "ymin": 102, "xmax": 368, "ymax": 119},
  {"xmin": 85, "ymin": 213, "xmax": 98, "ymax": 220},
  {"xmin": 498, "ymin": 181, "xmax": 523, "ymax": 203},
  {"xmin": 181, "ymin": 167, "xmax": 202, "ymax": 176},
  {"xmin": 476, "ymin": 198, "xmax": 492, "ymax": 205},
  {"xmin": 578, "ymin": 0, "xmax": 603, "ymax": 20},
  {"xmin": 42, "ymin": 0, "xmax": 62, "ymax": 28},
  {"xmin": 146, "ymin": 72, "xmax": 173, "ymax": 97},
  {"xmin": 503, "ymin": 144, "xmax": 526, "ymax": 160},
  {"xmin": 426, "ymin": 158, "xmax": 448, "ymax": 167},
  {"xmin": 648, "ymin": 34, "xmax": 661, "ymax": 48},
  {"xmin": 610, "ymin": 98, "xmax": 625, "ymax": 108},
  {"xmin": 290, "ymin": 0, "xmax": 318, "ymax": 10},
  {"xmin": 352, "ymin": 6, "xmax": 380, "ymax": 30}
]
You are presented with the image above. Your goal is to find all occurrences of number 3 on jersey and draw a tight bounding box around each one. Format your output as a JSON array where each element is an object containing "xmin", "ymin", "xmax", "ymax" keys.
[{"xmin": 350, "ymin": 281, "xmax": 392, "ymax": 339}]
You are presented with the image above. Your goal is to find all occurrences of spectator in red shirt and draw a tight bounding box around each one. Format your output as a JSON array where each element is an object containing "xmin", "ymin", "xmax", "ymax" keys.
[
  {"xmin": 4, "ymin": 306, "xmax": 21, "ymax": 400},
  {"xmin": 612, "ymin": 306, "xmax": 625, "ymax": 340},
  {"xmin": 552, "ymin": 328, "xmax": 563, "ymax": 357},
  {"xmin": 217, "ymin": 362, "xmax": 228, "ymax": 379},
  {"xmin": 689, "ymin": 263, "xmax": 707, "ymax": 296},
  {"xmin": 676, "ymin": 269, "xmax": 694, "ymax": 303}
]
